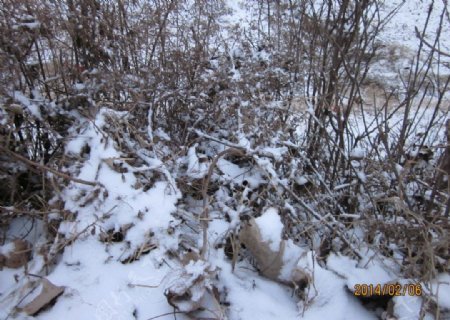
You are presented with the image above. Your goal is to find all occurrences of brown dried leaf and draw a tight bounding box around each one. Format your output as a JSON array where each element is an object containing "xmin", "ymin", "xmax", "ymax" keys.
[
  {"xmin": 0, "ymin": 239, "xmax": 32, "ymax": 269},
  {"xmin": 239, "ymin": 217, "xmax": 285, "ymax": 280},
  {"xmin": 239, "ymin": 217, "xmax": 310, "ymax": 292},
  {"xmin": 22, "ymin": 278, "xmax": 65, "ymax": 316}
]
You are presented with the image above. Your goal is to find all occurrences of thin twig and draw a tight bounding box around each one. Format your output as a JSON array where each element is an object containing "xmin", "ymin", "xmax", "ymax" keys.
[
  {"xmin": 146, "ymin": 311, "xmax": 186, "ymax": 320},
  {"xmin": 414, "ymin": 26, "xmax": 450, "ymax": 58},
  {"xmin": 201, "ymin": 148, "xmax": 245, "ymax": 258},
  {"xmin": 0, "ymin": 146, "xmax": 99, "ymax": 187}
]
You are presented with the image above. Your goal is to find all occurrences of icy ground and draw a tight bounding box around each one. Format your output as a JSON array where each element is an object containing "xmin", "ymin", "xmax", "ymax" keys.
[{"xmin": 1, "ymin": 1, "xmax": 450, "ymax": 320}]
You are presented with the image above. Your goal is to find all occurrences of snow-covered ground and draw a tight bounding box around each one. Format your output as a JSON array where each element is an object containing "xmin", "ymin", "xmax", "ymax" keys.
[
  {"xmin": 1, "ymin": 1, "xmax": 449, "ymax": 320},
  {"xmin": 380, "ymin": 0, "xmax": 450, "ymax": 54}
]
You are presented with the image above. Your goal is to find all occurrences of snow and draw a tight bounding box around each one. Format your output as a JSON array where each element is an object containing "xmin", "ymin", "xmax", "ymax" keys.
[
  {"xmin": 258, "ymin": 146, "xmax": 288, "ymax": 162},
  {"xmin": 12, "ymin": 91, "xmax": 42, "ymax": 120},
  {"xmin": 217, "ymin": 158, "xmax": 265, "ymax": 189},
  {"xmin": 350, "ymin": 147, "xmax": 366, "ymax": 159},
  {"xmin": 297, "ymin": 252, "xmax": 378, "ymax": 320},
  {"xmin": 237, "ymin": 132, "xmax": 251, "ymax": 148},
  {"xmin": 212, "ymin": 254, "xmax": 301, "ymax": 320},
  {"xmin": 327, "ymin": 253, "xmax": 397, "ymax": 290},
  {"xmin": 295, "ymin": 175, "xmax": 309, "ymax": 186},
  {"xmin": 0, "ymin": 242, "xmax": 16, "ymax": 256},
  {"xmin": 36, "ymin": 239, "xmax": 178, "ymax": 320},
  {"xmin": 222, "ymin": 0, "xmax": 249, "ymax": 29},
  {"xmin": 154, "ymin": 128, "xmax": 171, "ymax": 141},
  {"xmin": 13, "ymin": 22, "xmax": 41, "ymax": 30},
  {"xmin": 393, "ymin": 295, "xmax": 434, "ymax": 320},
  {"xmin": 184, "ymin": 260, "xmax": 209, "ymax": 278},
  {"xmin": 254, "ymin": 207, "xmax": 283, "ymax": 251},
  {"xmin": 356, "ymin": 170, "xmax": 367, "ymax": 183},
  {"xmin": 380, "ymin": 0, "xmax": 450, "ymax": 54},
  {"xmin": 1, "ymin": 1, "xmax": 448, "ymax": 319},
  {"xmin": 0, "ymin": 107, "xmax": 7, "ymax": 125},
  {"xmin": 73, "ymin": 83, "xmax": 85, "ymax": 91},
  {"xmin": 65, "ymin": 136, "xmax": 89, "ymax": 155},
  {"xmin": 429, "ymin": 273, "xmax": 450, "ymax": 309},
  {"xmin": 186, "ymin": 144, "xmax": 209, "ymax": 179},
  {"xmin": 60, "ymin": 108, "xmax": 182, "ymax": 258}
]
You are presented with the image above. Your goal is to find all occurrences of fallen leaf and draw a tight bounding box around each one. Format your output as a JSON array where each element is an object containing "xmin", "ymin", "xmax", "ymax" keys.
[
  {"xmin": 22, "ymin": 278, "xmax": 65, "ymax": 316},
  {"xmin": 0, "ymin": 239, "xmax": 32, "ymax": 269},
  {"xmin": 164, "ymin": 260, "xmax": 216, "ymax": 313}
]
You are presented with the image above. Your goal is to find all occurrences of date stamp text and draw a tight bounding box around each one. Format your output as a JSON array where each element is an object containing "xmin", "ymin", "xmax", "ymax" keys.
[{"xmin": 354, "ymin": 283, "xmax": 422, "ymax": 297}]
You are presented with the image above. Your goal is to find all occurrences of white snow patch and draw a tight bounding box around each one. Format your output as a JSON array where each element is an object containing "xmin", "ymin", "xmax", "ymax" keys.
[
  {"xmin": 295, "ymin": 175, "xmax": 309, "ymax": 185},
  {"xmin": 73, "ymin": 83, "xmax": 85, "ymax": 91},
  {"xmin": 12, "ymin": 91, "xmax": 42, "ymax": 120},
  {"xmin": 212, "ymin": 253, "xmax": 300, "ymax": 320},
  {"xmin": 35, "ymin": 239, "xmax": 178, "ymax": 320},
  {"xmin": 356, "ymin": 170, "xmax": 367, "ymax": 183},
  {"xmin": 429, "ymin": 273, "xmax": 450, "ymax": 310},
  {"xmin": 217, "ymin": 158, "xmax": 265, "ymax": 188},
  {"xmin": 154, "ymin": 128, "xmax": 171, "ymax": 141},
  {"xmin": 259, "ymin": 146, "xmax": 288, "ymax": 161},
  {"xmin": 0, "ymin": 242, "xmax": 15, "ymax": 256},
  {"xmin": 298, "ymin": 252, "xmax": 377, "ymax": 320},
  {"xmin": 327, "ymin": 253, "xmax": 396, "ymax": 289},
  {"xmin": 350, "ymin": 147, "xmax": 365, "ymax": 159},
  {"xmin": 186, "ymin": 144, "xmax": 209, "ymax": 179},
  {"xmin": 393, "ymin": 295, "xmax": 433, "ymax": 320},
  {"xmin": 255, "ymin": 207, "xmax": 283, "ymax": 251}
]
